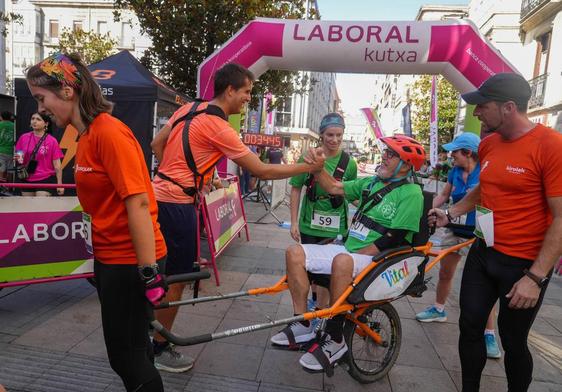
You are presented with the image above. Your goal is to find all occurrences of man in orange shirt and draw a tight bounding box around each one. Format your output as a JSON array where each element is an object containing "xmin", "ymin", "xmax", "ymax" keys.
[
  {"xmin": 431, "ymin": 73, "xmax": 562, "ymax": 392},
  {"xmin": 150, "ymin": 63, "xmax": 322, "ymax": 372}
]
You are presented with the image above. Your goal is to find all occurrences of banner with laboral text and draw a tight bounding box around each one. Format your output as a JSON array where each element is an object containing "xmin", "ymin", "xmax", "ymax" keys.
[
  {"xmin": 0, "ymin": 196, "xmax": 93, "ymax": 285},
  {"xmin": 201, "ymin": 177, "xmax": 249, "ymax": 285}
]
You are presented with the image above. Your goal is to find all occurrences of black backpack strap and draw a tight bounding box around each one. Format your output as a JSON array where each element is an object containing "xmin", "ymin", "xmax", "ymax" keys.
[
  {"xmin": 332, "ymin": 151, "xmax": 349, "ymax": 182},
  {"xmin": 158, "ymin": 102, "xmax": 226, "ymax": 197},
  {"xmin": 156, "ymin": 172, "xmax": 196, "ymax": 197},
  {"xmin": 305, "ymin": 173, "xmax": 316, "ymax": 202},
  {"xmin": 182, "ymin": 104, "xmax": 227, "ymax": 193},
  {"xmin": 329, "ymin": 151, "xmax": 350, "ymax": 208}
]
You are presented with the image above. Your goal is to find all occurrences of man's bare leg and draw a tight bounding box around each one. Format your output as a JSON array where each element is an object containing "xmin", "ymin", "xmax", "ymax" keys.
[
  {"xmin": 329, "ymin": 253, "xmax": 354, "ymax": 305},
  {"xmin": 286, "ymin": 244, "xmax": 310, "ymax": 314}
]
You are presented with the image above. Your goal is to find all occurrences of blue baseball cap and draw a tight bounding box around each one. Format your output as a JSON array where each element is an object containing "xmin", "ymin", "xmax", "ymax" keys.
[
  {"xmin": 319, "ymin": 113, "xmax": 345, "ymax": 133},
  {"xmin": 442, "ymin": 132, "xmax": 480, "ymax": 153}
]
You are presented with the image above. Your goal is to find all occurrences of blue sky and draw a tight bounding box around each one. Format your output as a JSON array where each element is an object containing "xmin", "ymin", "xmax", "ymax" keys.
[
  {"xmin": 315, "ymin": 0, "xmax": 469, "ymax": 115},
  {"xmin": 317, "ymin": 0, "xmax": 468, "ymax": 20}
]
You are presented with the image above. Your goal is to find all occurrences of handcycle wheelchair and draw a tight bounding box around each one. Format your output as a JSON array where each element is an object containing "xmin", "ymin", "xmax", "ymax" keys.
[{"xmin": 151, "ymin": 191, "xmax": 475, "ymax": 383}]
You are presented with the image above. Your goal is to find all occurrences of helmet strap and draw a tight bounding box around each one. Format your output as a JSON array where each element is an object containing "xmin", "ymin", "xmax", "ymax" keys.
[{"xmin": 379, "ymin": 160, "xmax": 413, "ymax": 183}]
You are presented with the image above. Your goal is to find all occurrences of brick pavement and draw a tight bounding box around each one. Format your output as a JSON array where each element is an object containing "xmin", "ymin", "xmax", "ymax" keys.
[{"xmin": 1, "ymin": 201, "xmax": 561, "ymax": 392}]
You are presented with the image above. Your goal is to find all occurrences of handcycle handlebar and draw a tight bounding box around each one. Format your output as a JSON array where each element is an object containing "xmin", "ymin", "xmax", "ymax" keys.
[{"xmin": 165, "ymin": 271, "xmax": 211, "ymax": 285}]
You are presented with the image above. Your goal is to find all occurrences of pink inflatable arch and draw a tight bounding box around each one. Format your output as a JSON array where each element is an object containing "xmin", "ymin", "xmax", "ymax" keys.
[{"xmin": 197, "ymin": 18, "xmax": 517, "ymax": 100}]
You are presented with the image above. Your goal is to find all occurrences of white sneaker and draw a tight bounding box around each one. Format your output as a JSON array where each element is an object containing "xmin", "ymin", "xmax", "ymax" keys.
[
  {"xmin": 270, "ymin": 321, "xmax": 316, "ymax": 347},
  {"xmin": 299, "ymin": 333, "xmax": 348, "ymax": 371}
]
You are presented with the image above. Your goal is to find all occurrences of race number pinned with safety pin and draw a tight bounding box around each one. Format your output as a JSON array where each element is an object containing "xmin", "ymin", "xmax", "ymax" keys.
[
  {"xmin": 474, "ymin": 205, "xmax": 494, "ymax": 247},
  {"xmin": 82, "ymin": 212, "xmax": 93, "ymax": 254},
  {"xmin": 311, "ymin": 210, "xmax": 340, "ymax": 232},
  {"xmin": 348, "ymin": 220, "xmax": 370, "ymax": 241}
]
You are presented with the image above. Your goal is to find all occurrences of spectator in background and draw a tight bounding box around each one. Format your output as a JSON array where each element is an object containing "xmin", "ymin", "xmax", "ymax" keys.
[
  {"xmin": 417, "ymin": 160, "xmax": 430, "ymax": 177},
  {"xmin": 14, "ymin": 112, "xmax": 64, "ymax": 196},
  {"xmin": 0, "ymin": 111, "xmax": 15, "ymax": 181},
  {"xmin": 267, "ymin": 147, "xmax": 287, "ymax": 164}
]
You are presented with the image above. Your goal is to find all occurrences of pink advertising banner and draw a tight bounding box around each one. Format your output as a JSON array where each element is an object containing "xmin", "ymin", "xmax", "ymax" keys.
[
  {"xmin": 0, "ymin": 197, "xmax": 93, "ymax": 285},
  {"xmin": 198, "ymin": 19, "xmax": 518, "ymax": 100},
  {"xmin": 360, "ymin": 108, "xmax": 384, "ymax": 139},
  {"xmin": 203, "ymin": 182, "xmax": 247, "ymax": 255}
]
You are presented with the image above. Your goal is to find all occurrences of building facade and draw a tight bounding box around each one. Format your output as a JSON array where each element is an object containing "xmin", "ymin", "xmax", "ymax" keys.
[
  {"xmin": 467, "ymin": 0, "xmax": 562, "ymax": 132},
  {"xmin": 4, "ymin": 0, "xmax": 151, "ymax": 91},
  {"xmin": 519, "ymin": 0, "xmax": 562, "ymax": 131},
  {"xmin": 272, "ymin": 71, "xmax": 339, "ymax": 152},
  {"xmin": 371, "ymin": 5, "xmax": 469, "ymax": 140}
]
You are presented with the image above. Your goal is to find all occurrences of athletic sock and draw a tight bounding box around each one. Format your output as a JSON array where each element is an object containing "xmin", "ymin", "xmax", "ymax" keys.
[
  {"xmin": 325, "ymin": 315, "xmax": 345, "ymax": 343},
  {"xmin": 484, "ymin": 329, "xmax": 495, "ymax": 336},
  {"xmin": 434, "ymin": 303, "xmax": 445, "ymax": 312},
  {"xmin": 153, "ymin": 339, "xmax": 169, "ymax": 355}
]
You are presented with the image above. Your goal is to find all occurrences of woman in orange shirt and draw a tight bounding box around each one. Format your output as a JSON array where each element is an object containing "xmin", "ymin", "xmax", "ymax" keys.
[{"xmin": 26, "ymin": 53, "xmax": 167, "ymax": 392}]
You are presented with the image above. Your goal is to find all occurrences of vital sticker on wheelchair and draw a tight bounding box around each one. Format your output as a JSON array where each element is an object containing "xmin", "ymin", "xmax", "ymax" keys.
[{"xmin": 363, "ymin": 255, "xmax": 425, "ymax": 301}]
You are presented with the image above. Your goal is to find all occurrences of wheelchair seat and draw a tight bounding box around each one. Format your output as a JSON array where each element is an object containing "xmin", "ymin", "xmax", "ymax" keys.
[{"xmin": 308, "ymin": 189, "xmax": 433, "ymax": 295}]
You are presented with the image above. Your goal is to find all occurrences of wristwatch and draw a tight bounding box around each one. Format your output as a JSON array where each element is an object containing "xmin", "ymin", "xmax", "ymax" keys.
[
  {"xmin": 523, "ymin": 269, "xmax": 549, "ymax": 288},
  {"xmin": 138, "ymin": 264, "xmax": 160, "ymax": 281},
  {"xmin": 445, "ymin": 209, "xmax": 453, "ymax": 222}
]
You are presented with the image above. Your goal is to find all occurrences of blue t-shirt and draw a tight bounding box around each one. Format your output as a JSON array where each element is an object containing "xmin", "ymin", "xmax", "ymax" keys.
[{"xmin": 447, "ymin": 164, "xmax": 480, "ymax": 236}]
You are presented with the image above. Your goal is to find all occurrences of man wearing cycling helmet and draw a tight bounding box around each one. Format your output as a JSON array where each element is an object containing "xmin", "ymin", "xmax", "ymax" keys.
[{"xmin": 271, "ymin": 135, "xmax": 425, "ymax": 372}]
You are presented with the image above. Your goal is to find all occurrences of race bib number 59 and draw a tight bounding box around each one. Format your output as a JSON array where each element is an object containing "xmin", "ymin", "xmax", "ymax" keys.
[{"xmin": 311, "ymin": 211, "xmax": 340, "ymax": 232}]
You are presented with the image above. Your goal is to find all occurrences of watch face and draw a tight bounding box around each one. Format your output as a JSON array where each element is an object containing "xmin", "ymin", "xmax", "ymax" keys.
[{"xmin": 141, "ymin": 266, "xmax": 156, "ymax": 279}]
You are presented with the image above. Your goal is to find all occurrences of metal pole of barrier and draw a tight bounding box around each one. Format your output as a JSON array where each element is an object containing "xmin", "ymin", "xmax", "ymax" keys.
[{"xmin": 2, "ymin": 183, "xmax": 77, "ymax": 189}]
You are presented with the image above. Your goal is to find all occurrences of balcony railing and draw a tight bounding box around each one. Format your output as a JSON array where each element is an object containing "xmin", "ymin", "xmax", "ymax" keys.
[
  {"xmin": 529, "ymin": 73, "xmax": 548, "ymax": 109},
  {"xmin": 521, "ymin": 0, "xmax": 550, "ymax": 20}
]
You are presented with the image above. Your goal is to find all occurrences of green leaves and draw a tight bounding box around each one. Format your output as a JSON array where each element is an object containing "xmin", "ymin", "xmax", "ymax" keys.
[
  {"xmin": 113, "ymin": 0, "xmax": 311, "ymax": 102},
  {"xmin": 0, "ymin": 12, "xmax": 23, "ymax": 37},
  {"xmin": 410, "ymin": 75, "xmax": 459, "ymax": 149},
  {"xmin": 53, "ymin": 28, "xmax": 117, "ymax": 65}
]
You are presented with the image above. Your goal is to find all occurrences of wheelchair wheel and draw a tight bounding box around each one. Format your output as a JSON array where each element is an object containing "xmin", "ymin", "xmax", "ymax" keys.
[{"xmin": 344, "ymin": 303, "xmax": 401, "ymax": 384}]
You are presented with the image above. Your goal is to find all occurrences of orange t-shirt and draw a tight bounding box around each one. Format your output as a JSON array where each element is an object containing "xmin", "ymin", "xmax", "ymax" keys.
[
  {"xmin": 74, "ymin": 113, "xmax": 166, "ymax": 265},
  {"xmin": 153, "ymin": 102, "xmax": 250, "ymax": 203},
  {"xmin": 479, "ymin": 124, "xmax": 562, "ymax": 260}
]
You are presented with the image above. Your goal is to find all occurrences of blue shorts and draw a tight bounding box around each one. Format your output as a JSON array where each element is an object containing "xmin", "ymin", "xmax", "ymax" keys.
[{"xmin": 157, "ymin": 201, "xmax": 197, "ymax": 276}]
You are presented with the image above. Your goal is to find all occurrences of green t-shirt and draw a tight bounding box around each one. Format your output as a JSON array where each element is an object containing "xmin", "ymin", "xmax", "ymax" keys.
[
  {"xmin": 290, "ymin": 151, "xmax": 357, "ymax": 238},
  {"xmin": 0, "ymin": 121, "xmax": 14, "ymax": 155},
  {"xmin": 343, "ymin": 177, "xmax": 423, "ymax": 253}
]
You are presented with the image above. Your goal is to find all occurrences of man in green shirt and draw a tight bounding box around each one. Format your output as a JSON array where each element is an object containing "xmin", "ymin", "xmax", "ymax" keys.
[
  {"xmin": 271, "ymin": 135, "xmax": 426, "ymax": 372},
  {"xmin": 0, "ymin": 111, "xmax": 15, "ymax": 181}
]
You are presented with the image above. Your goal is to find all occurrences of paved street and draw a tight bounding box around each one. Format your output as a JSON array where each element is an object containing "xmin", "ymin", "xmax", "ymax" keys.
[{"xmin": 1, "ymin": 200, "xmax": 561, "ymax": 392}]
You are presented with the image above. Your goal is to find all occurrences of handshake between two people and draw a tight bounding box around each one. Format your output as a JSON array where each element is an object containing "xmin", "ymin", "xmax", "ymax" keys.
[{"xmin": 303, "ymin": 147, "xmax": 326, "ymax": 174}]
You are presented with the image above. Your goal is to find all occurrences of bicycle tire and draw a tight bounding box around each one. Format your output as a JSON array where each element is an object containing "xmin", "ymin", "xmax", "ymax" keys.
[{"xmin": 344, "ymin": 302, "xmax": 402, "ymax": 383}]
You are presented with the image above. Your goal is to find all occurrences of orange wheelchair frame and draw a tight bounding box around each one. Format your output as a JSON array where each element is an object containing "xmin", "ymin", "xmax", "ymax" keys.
[{"xmin": 151, "ymin": 236, "xmax": 474, "ymax": 383}]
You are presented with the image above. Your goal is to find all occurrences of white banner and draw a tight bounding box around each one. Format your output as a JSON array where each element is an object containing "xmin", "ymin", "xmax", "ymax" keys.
[
  {"xmin": 271, "ymin": 178, "xmax": 288, "ymax": 209},
  {"xmin": 429, "ymin": 76, "xmax": 438, "ymax": 167}
]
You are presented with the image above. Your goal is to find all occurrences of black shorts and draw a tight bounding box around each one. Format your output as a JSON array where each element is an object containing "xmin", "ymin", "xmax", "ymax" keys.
[
  {"xmin": 23, "ymin": 175, "xmax": 57, "ymax": 194},
  {"xmin": 157, "ymin": 201, "xmax": 197, "ymax": 276},
  {"xmin": 300, "ymin": 232, "xmax": 335, "ymax": 245}
]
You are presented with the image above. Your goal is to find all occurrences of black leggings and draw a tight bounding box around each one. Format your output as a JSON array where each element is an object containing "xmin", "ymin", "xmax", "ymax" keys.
[
  {"xmin": 459, "ymin": 240, "xmax": 550, "ymax": 392},
  {"xmin": 94, "ymin": 261, "xmax": 163, "ymax": 392}
]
